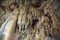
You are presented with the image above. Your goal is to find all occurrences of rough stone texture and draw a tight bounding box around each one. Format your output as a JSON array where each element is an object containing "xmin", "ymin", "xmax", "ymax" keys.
[
  {"xmin": 14, "ymin": 4, "xmax": 59, "ymax": 40},
  {"xmin": 0, "ymin": 0, "xmax": 15, "ymax": 8},
  {"xmin": 0, "ymin": 0, "xmax": 60, "ymax": 40},
  {"xmin": 2, "ymin": 9, "xmax": 18, "ymax": 40},
  {"xmin": 0, "ymin": 7, "xmax": 10, "ymax": 27}
]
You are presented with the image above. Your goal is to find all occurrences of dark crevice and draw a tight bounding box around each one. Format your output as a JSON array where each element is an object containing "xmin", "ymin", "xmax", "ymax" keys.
[
  {"xmin": 15, "ymin": 19, "xmax": 19, "ymax": 33},
  {"xmin": 31, "ymin": 3, "xmax": 41, "ymax": 8},
  {"xmin": 23, "ymin": 25, "xmax": 25, "ymax": 31},
  {"xmin": 15, "ymin": 14, "xmax": 19, "ymax": 33},
  {"xmin": 32, "ymin": 19, "xmax": 38, "ymax": 29},
  {"xmin": 21, "ymin": 25, "xmax": 22, "ymax": 31},
  {"xmin": 49, "ymin": 34, "xmax": 53, "ymax": 37}
]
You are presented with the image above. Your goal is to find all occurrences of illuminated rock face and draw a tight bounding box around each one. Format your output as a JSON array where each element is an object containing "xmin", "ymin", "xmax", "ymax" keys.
[
  {"xmin": 0, "ymin": 0, "xmax": 60, "ymax": 40},
  {"xmin": 16, "ymin": 4, "xmax": 59, "ymax": 40}
]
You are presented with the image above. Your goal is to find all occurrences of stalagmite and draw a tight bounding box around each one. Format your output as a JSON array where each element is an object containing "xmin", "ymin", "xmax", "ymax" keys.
[{"xmin": 2, "ymin": 9, "xmax": 18, "ymax": 40}]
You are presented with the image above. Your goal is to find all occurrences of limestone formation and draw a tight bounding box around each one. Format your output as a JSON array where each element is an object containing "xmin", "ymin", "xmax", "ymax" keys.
[
  {"xmin": 0, "ymin": 0, "xmax": 60, "ymax": 40},
  {"xmin": 15, "ymin": 4, "xmax": 59, "ymax": 40}
]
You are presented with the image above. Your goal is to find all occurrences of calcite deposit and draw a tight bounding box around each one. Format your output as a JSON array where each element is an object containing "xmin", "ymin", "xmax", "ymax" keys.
[
  {"xmin": 0, "ymin": 0, "xmax": 60, "ymax": 40},
  {"xmin": 15, "ymin": 4, "xmax": 59, "ymax": 40}
]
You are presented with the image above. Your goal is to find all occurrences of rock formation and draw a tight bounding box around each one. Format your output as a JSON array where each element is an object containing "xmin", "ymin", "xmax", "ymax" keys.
[
  {"xmin": 15, "ymin": 3, "xmax": 59, "ymax": 40},
  {"xmin": 0, "ymin": 0, "xmax": 60, "ymax": 40}
]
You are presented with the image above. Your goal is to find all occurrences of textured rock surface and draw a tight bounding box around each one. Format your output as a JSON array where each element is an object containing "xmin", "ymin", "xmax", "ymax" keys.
[
  {"xmin": 0, "ymin": 0, "xmax": 60, "ymax": 40},
  {"xmin": 0, "ymin": 0, "xmax": 15, "ymax": 8},
  {"xmin": 0, "ymin": 7, "xmax": 10, "ymax": 27},
  {"xmin": 14, "ymin": 4, "xmax": 60, "ymax": 40}
]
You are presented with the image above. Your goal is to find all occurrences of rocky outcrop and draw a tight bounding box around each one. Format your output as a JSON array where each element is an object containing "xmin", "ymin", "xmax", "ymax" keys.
[
  {"xmin": 0, "ymin": 0, "xmax": 60, "ymax": 40},
  {"xmin": 14, "ymin": 3, "xmax": 59, "ymax": 40}
]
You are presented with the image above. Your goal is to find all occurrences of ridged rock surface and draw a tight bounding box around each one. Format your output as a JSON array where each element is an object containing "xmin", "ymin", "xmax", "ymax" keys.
[
  {"xmin": 14, "ymin": 4, "xmax": 60, "ymax": 40},
  {"xmin": 0, "ymin": 0, "xmax": 60, "ymax": 40}
]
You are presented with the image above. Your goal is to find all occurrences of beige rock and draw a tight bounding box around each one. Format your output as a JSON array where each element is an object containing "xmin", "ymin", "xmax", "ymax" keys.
[{"xmin": 2, "ymin": 9, "xmax": 18, "ymax": 40}]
